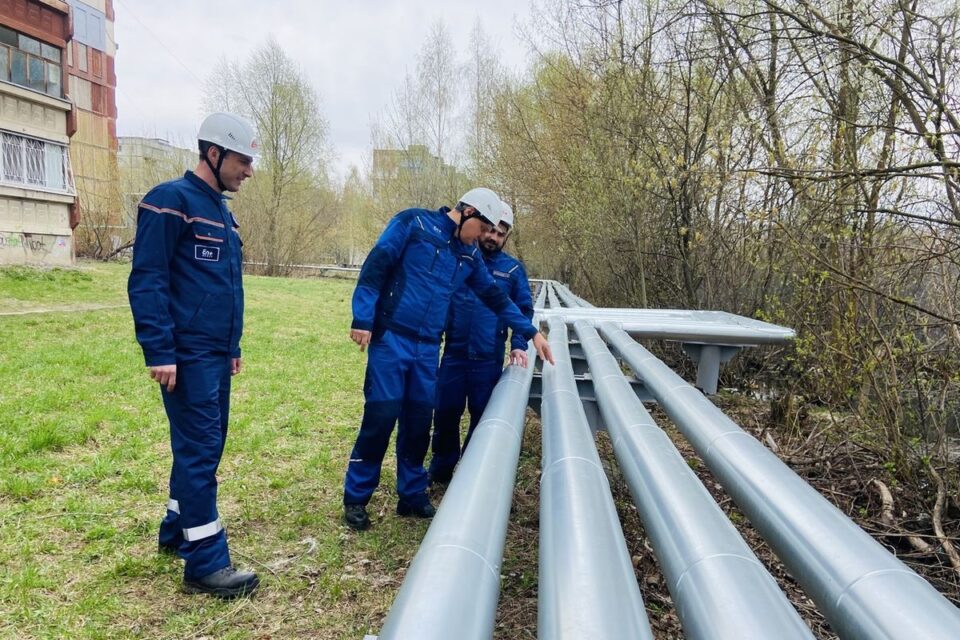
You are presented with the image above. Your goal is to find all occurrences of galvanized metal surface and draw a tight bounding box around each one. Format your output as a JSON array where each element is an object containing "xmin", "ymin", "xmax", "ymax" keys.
[
  {"xmin": 373, "ymin": 281, "xmax": 552, "ymax": 640},
  {"xmin": 534, "ymin": 280, "xmax": 547, "ymax": 310},
  {"xmin": 538, "ymin": 317, "xmax": 652, "ymax": 639},
  {"xmin": 545, "ymin": 282, "xmax": 562, "ymax": 309},
  {"xmin": 369, "ymin": 279, "xmax": 959, "ymax": 639},
  {"xmin": 376, "ymin": 346, "xmax": 538, "ymax": 640},
  {"xmin": 600, "ymin": 323, "xmax": 960, "ymax": 640},
  {"xmin": 539, "ymin": 307, "xmax": 796, "ymax": 345},
  {"xmin": 575, "ymin": 320, "xmax": 814, "ymax": 640},
  {"xmin": 552, "ymin": 281, "xmax": 595, "ymax": 308}
]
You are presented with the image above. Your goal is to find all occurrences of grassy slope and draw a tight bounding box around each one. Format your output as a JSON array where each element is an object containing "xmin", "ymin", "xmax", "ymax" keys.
[{"xmin": 0, "ymin": 262, "xmax": 429, "ymax": 639}]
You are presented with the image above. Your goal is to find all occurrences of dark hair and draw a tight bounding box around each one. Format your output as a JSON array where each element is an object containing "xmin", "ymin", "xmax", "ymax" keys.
[{"xmin": 198, "ymin": 140, "xmax": 226, "ymax": 161}]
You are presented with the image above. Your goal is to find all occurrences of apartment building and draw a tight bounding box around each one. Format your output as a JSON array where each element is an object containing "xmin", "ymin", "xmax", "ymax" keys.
[{"xmin": 0, "ymin": 0, "xmax": 75, "ymax": 266}]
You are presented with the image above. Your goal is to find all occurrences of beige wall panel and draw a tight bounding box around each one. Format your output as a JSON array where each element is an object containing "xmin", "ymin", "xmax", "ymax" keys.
[
  {"xmin": 0, "ymin": 86, "xmax": 70, "ymax": 142},
  {"xmin": 74, "ymin": 110, "xmax": 109, "ymax": 146},
  {"xmin": 0, "ymin": 228, "xmax": 73, "ymax": 266},
  {"xmin": 69, "ymin": 76, "xmax": 92, "ymax": 111},
  {"xmin": 73, "ymin": 143, "xmax": 116, "ymax": 185},
  {"xmin": 0, "ymin": 198, "xmax": 14, "ymax": 228},
  {"xmin": 0, "ymin": 196, "xmax": 71, "ymax": 234},
  {"xmin": 43, "ymin": 105, "xmax": 59, "ymax": 132}
]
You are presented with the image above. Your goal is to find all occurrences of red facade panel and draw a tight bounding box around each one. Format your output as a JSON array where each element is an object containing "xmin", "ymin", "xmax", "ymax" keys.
[{"xmin": 0, "ymin": 0, "xmax": 68, "ymax": 46}]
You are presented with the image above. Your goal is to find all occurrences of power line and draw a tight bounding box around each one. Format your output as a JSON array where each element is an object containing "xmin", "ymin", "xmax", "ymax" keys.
[{"xmin": 113, "ymin": 0, "xmax": 205, "ymax": 87}]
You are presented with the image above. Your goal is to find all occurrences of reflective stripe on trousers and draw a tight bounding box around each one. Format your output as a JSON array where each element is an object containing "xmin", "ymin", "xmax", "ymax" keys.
[
  {"xmin": 183, "ymin": 518, "xmax": 223, "ymax": 542},
  {"xmin": 158, "ymin": 351, "xmax": 233, "ymax": 579}
]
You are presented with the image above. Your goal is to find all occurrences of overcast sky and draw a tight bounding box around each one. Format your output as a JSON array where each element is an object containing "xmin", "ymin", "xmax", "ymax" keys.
[{"xmin": 113, "ymin": 0, "xmax": 537, "ymax": 179}]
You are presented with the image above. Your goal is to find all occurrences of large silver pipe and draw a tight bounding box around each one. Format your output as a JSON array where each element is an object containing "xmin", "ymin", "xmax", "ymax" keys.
[
  {"xmin": 376, "ymin": 346, "xmax": 538, "ymax": 639},
  {"xmin": 545, "ymin": 282, "xmax": 562, "ymax": 309},
  {"xmin": 600, "ymin": 324, "xmax": 960, "ymax": 639},
  {"xmin": 375, "ymin": 279, "xmax": 551, "ymax": 639},
  {"xmin": 539, "ymin": 318, "xmax": 653, "ymax": 639},
  {"xmin": 575, "ymin": 321, "xmax": 813, "ymax": 639},
  {"xmin": 552, "ymin": 281, "xmax": 594, "ymax": 308},
  {"xmin": 534, "ymin": 280, "xmax": 547, "ymax": 310}
]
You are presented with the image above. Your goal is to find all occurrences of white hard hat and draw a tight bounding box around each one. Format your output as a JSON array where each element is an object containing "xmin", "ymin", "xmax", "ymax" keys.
[
  {"xmin": 198, "ymin": 112, "xmax": 259, "ymax": 159},
  {"xmin": 458, "ymin": 187, "xmax": 503, "ymax": 228},
  {"xmin": 499, "ymin": 201, "xmax": 514, "ymax": 229}
]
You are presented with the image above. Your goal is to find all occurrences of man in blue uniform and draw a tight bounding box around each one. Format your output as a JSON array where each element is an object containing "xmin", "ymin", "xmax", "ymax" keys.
[
  {"xmin": 344, "ymin": 188, "xmax": 554, "ymax": 531},
  {"xmin": 128, "ymin": 112, "xmax": 260, "ymax": 598},
  {"xmin": 429, "ymin": 202, "xmax": 532, "ymax": 484}
]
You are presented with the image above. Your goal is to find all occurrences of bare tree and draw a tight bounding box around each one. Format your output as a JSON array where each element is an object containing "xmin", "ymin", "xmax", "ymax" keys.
[{"xmin": 205, "ymin": 40, "xmax": 334, "ymax": 274}]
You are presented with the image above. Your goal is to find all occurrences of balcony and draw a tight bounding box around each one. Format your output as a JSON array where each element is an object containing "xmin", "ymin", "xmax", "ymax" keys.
[{"xmin": 0, "ymin": 130, "xmax": 75, "ymax": 196}]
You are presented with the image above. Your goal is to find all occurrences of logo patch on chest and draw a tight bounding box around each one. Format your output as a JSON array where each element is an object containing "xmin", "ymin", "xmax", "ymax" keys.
[{"xmin": 195, "ymin": 245, "xmax": 221, "ymax": 262}]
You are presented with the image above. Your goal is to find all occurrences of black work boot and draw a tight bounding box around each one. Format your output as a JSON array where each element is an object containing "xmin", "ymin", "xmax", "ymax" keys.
[
  {"xmin": 183, "ymin": 566, "xmax": 260, "ymax": 599},
  {"xmin": 428, "ymin": 469, "xmax": 453, "ymax": 487},
  {"xmin": 397, "ymin": 499, "xmax": 436, "ymax": 519},
  {"xmin": 343, "ymin": 504, "xmax": 371, "ymax": 531}
]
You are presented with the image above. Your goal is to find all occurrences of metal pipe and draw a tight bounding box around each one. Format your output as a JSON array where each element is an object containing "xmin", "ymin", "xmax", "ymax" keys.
[
  {"xmin": 539, "ymin": 308, "xmax": 795, "ymax": 345},
  {"xmin": 374, "ymin": 280, "xmax": 552, "ymax": 639},
  {"xmin": 552, "ymin": 281, "xmax": 594, "ymax": 308},
  {"xmin": 376, "ymin": 346, "xmax": 538, "ymax": 640},
  {"xmin": 545, "ymin": 282, "xmax": 562, "ymax": 309},
  {"xmin": 600, "ymin": 324, "xmax": 960, "ymax": 639},
  {"xmin": 534, "ymin": 280, "xmax": 547, "ymax": 310},
  {"xmin": 575, "ymin": 321, "xmax": 813, "ymax": 639},
  {"xmin": 539, "ymin": 318, "xmax": 652, "ymax": 639}
]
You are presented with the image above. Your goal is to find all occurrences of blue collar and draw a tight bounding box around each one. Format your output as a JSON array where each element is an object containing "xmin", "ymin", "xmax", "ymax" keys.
[
  {"xmin": 438, "ymin": 209, "xmax": 457, "ymax": 234},
  {"xmin": 184, "ymin": 171, "xmax": 231, "ymax": 203},
  {"xmin": 438, "ymin": 208, "xmax": 478, "ymax": 251},
  {"xmin": 482, "ymin": 248, "xmax": 503, "ymax": 263}
]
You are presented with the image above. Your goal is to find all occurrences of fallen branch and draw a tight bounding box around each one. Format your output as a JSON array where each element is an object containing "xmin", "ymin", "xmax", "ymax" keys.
[
  {"xmin": 926, "ymin": 464, "xmax": 960, "ymax": 579},
  {"xmin": 868, "ymin": 479, "xmax": 935, "ymax": 554}
]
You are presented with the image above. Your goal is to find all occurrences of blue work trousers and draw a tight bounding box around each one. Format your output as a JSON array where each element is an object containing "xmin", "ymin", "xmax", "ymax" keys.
[
  {"xmin": 429, "ymin": 355, "xmax": 504, "ymax": 479},
  {"xmin": 158, "ymin": 351, "xmax": 232, "ymax": 579},
  {"xmin": 343, "ymin": 330, "xmax": 439, "ymax": 507}
]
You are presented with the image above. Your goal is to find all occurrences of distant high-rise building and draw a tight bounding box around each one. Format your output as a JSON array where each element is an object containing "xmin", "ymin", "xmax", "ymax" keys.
[
  {"xmin": 371, "ymin": 144, "xmax": 469, "ymax": 210},
  {"xmin": 0, "ymin": 0, "xmax": 76, "ymax": 266}
]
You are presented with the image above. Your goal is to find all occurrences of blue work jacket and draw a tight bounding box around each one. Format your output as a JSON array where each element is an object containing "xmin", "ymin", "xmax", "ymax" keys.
[
  {"xmin": 351, "ymin": 208, "xmax": 537, "ymax": 345},
  {"xmin": 128, "ymin": 171, "xmax": 244, "ymax": 366},
  {"xmin": 443, "ymin": 249, "xmax": 533, "ymax": 361}
]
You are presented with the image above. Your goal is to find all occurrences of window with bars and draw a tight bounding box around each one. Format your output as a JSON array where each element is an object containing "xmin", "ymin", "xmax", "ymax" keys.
[{"xmin": 1, "ymin": 132, "xmax": 73, "ymax": 194}]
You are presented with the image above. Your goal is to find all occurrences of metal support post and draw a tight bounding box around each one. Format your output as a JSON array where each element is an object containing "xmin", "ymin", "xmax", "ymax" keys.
[{"xmin": 681, "ymin": 343, "xmax": 741, "ymax": 395}]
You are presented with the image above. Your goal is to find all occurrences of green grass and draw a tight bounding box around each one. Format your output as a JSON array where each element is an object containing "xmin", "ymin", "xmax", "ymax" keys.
[
  {"xmin": 0, "ymin": 263, "xmax": 129, "ymax": 312},
  {"xmin": 0, "ymin": 261, "xmax": 433, "ymax": 639}
]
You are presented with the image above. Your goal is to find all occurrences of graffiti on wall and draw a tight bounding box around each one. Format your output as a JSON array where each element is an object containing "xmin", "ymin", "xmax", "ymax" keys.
[{"xmin": 0, "ymin": 231, "xmax": 72, "ymax": 265}]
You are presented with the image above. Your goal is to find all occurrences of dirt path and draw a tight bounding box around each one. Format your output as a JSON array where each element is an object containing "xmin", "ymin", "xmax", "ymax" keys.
[{"xmin": 0, "ymin": 303, "xmax": 128, "ymax": 316}]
